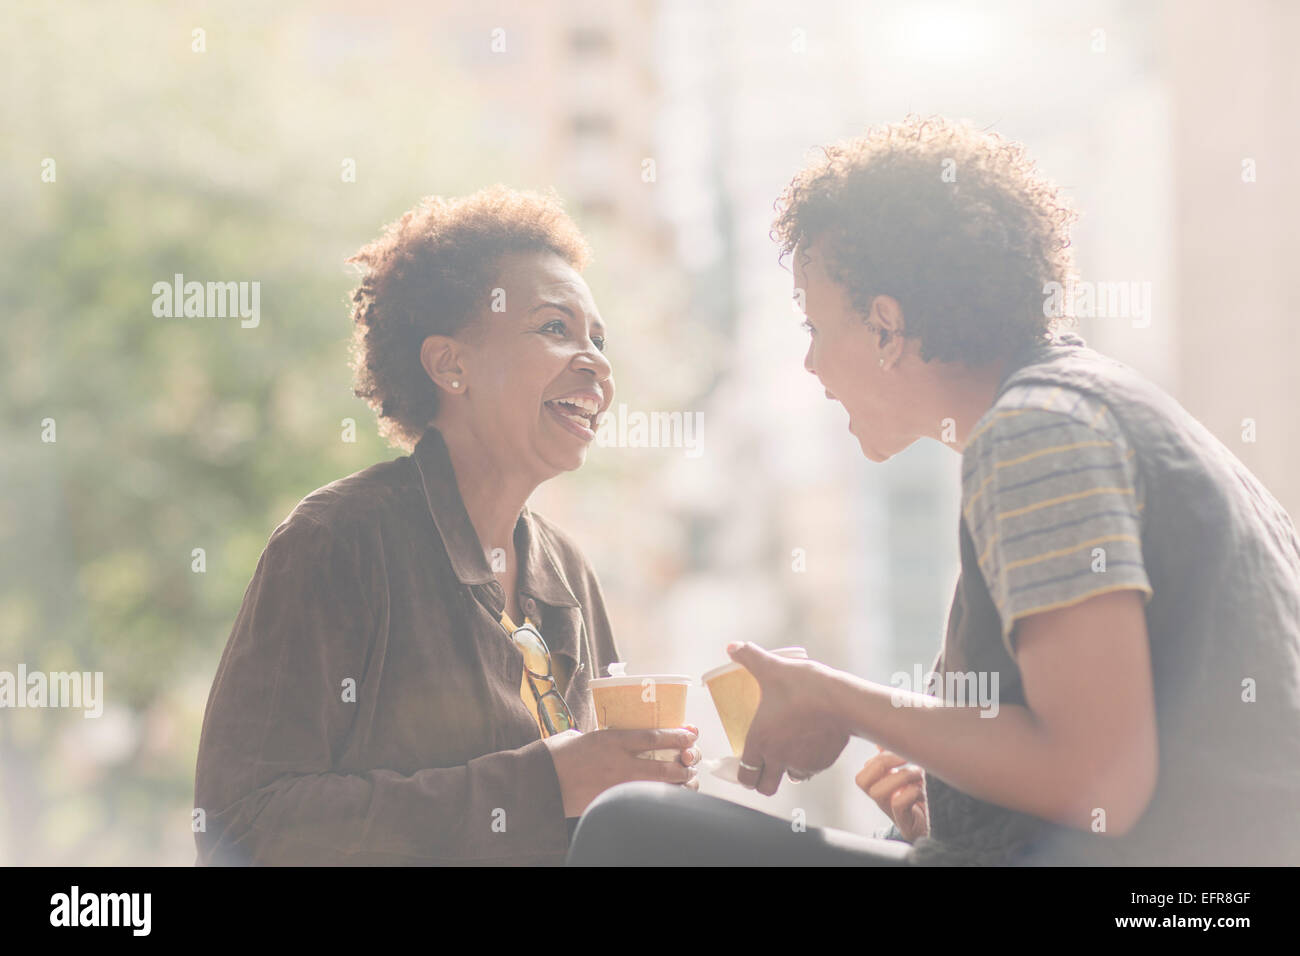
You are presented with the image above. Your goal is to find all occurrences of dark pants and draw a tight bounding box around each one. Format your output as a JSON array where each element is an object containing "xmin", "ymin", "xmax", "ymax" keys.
[{"xmin": 567, "ymin": 782, "xmax": 914, "ymax": 866}]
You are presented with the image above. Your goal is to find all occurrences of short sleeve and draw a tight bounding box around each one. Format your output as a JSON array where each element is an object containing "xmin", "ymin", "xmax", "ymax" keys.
[{"xmin": 961, "ymin": 396, "xmax": 1153, "ymax": 658}]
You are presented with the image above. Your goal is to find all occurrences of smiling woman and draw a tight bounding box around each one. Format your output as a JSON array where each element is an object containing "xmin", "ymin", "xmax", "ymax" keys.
[
  {"xmin": 192, "ymin": 186, "xmax": 700, "ymax": 866},
  {"xmin": 347, "ymin": 186, "xmax": 600, "ymax": 453},
  {"xmin": 414, "ymin": 247, "xmax": 612, "ymax": 480}
]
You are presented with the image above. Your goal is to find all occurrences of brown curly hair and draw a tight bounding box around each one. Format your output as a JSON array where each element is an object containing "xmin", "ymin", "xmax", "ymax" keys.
[
  {"xmin": 347, "ymin": 185, "xmax": 592, "ymax": 450},
  {"xmin": 772, "ymin": 114, "xmax": 1079, "ymax": 366}
]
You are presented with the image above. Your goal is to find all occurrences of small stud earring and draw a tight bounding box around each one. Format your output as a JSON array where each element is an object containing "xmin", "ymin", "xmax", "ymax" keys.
[
  {"xmin": 450, "ymin": 380, "xmax": 460, "ymax": 389},
  {"xmin": 878, "ymin": 359, "xmax": 884, "ymax": 368}
]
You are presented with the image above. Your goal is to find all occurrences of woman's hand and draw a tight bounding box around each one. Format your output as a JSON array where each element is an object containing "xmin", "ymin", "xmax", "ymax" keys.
[
  {"xmin": 543, "ymin": 725, "xmax": 701, "ymax": 818},
  {"xmin": 727, "ymin": 643, "xmax": 850, "ymax": 796},
  {"xmin": 856, "ymin": 746, "xmax": 930, "ymax": 841}
]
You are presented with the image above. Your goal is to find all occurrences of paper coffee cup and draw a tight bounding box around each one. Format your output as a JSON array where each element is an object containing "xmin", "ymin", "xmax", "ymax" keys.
[
  {"xmin": 702, "ymin": 647, "xmax": 808, "ymax": 757},
  {"xmin": 588, "ymin": 675, "xmax": 692, "ymax": 760}
]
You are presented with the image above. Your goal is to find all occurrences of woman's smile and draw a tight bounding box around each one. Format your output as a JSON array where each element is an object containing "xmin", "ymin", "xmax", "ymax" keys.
[{"xmin": 544, "ymin": 388, "xmax": 604, "ymax": 441}]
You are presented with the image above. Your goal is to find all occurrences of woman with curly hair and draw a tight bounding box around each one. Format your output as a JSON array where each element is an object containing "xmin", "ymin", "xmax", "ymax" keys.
[
  {"xmin": 569, "ymin": 115, "xmax": 1300, "ymax": 866},
  {"xmin": 194, "ymin": 186, "xmax": 700, "ymax": 865}
]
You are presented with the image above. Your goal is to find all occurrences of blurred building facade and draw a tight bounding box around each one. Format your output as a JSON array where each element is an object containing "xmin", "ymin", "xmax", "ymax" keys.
[{"xmin": 1163, "ymin": 0, "xmax": 1300, "ymax": 519}]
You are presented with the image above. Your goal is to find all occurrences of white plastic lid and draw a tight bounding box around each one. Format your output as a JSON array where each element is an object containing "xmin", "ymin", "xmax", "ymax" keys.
[
  {"xmin": 700, "ymin": 647, "xmax": 808, "ymax": 683},
  {"xmin": 587, "ymin": 674, "xmax": 694, "ymax": 688}
]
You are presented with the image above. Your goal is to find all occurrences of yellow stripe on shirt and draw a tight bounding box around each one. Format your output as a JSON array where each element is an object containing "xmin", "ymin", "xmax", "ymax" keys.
[
  {"xmin": 964, "ymin": 408, "xmax": 1033, "ymax": 451},
  {"xmin": 964, "ymin": 440, "xmax": 1117, "ymax": 519},
  {"xmin": 1002, "ymin": 533, "xmax": 1141, "ymax": 572},
  {"xmin": 996, "ymin": 485, "xmax": 1135, "ymax": 522},
  {"xmin": 975, "ymin": 446, "xmax": 1139, "ymax": 569}
]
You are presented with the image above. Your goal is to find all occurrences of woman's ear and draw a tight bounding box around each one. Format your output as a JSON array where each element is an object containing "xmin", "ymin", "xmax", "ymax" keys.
[
  {"xmin": 870, "ymin": 295, "xmax": 907, "ymax": 369},
  {"xmin": 420, "ymin": 335, "xmax": 466, "ymax": 394}
]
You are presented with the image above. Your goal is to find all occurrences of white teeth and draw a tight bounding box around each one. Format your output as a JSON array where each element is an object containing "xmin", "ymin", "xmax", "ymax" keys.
[
  {"xmin": 546, "ymin": 399, "xmax": 595, "ymax": 431},
  {"xmin": 551, "ymin": 396, "xmax": 598, "ymax": 415}
]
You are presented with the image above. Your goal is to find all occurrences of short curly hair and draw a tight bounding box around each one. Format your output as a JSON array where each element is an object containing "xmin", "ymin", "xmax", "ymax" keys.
[
  {"xmin": 347, "ymin": 185, "xmax": 591, "ymax": 450},
  {"xmin": 772, "ymin": 114, "xmax": 1078, "ymax": 366}
]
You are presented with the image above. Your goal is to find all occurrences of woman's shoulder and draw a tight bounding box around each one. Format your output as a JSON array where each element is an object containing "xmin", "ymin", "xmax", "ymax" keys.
[
  {"xmin": 965, "ymin": 383, "xmax": 1124, "ymax": 464},
  {"xmin": 273, "ymin": 453, "xmax": 421, "ymax": 545}
]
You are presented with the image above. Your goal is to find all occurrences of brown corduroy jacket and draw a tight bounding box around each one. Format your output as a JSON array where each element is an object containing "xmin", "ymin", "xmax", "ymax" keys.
[{"xmin": 193, "ymin": 427, "xmax": 618, "ymax": 865}]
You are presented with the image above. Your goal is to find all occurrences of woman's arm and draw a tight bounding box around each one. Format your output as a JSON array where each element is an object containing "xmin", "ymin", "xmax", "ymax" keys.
[
  {"xmin": 198, "ymin": 741, "xmax": 573, "ymax": 865},
  {"xmin": 734, "ymin": 589, "xmax": 1159, "ymax": 835},
  {"xmin": 194, "ymin": 516, "xmax": 571, "ymax": 864}
]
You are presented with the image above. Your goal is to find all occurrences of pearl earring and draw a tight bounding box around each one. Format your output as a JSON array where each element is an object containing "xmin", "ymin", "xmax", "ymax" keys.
[{"xmin": 450, "ymin": 380, "xmax": 460, "ymax": 389}]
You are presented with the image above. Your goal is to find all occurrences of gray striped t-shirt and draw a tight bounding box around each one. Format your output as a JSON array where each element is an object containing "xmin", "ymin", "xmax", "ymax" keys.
[{"xmin": 961, "ymin": 383, "xmax": 1153, "ymax": 659}]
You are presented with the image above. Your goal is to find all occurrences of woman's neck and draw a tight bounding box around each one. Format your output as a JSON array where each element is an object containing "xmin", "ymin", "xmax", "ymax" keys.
[
  {"xmin": 438, "ymin": 423, "xmax": 537, "ymax": 562},
  {"xmin": 915, "ymin": 358, "xmax": 1011, "ymax": 453}
]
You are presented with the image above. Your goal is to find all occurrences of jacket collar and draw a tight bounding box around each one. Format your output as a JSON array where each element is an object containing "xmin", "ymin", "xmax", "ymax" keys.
[
  {"xmin": 514, "ymin": 504, "xmax": 582, "ymax": 610},
  {"xmin": 995, "ymin": 331, "xmax": 1088, "ymax": 400},
  {"xmin": 413, "ymin": 427, "xmax": 580, "ymax": 611}
]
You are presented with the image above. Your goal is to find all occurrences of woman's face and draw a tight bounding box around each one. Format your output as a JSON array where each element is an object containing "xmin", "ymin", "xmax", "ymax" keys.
[
  {"xmin": 793, "ymin": 243, "xmax": 918, "ymax": 462},
  {"xmin": 442, "ymin": 250, "xmax": 614, "ymax": 479}
]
